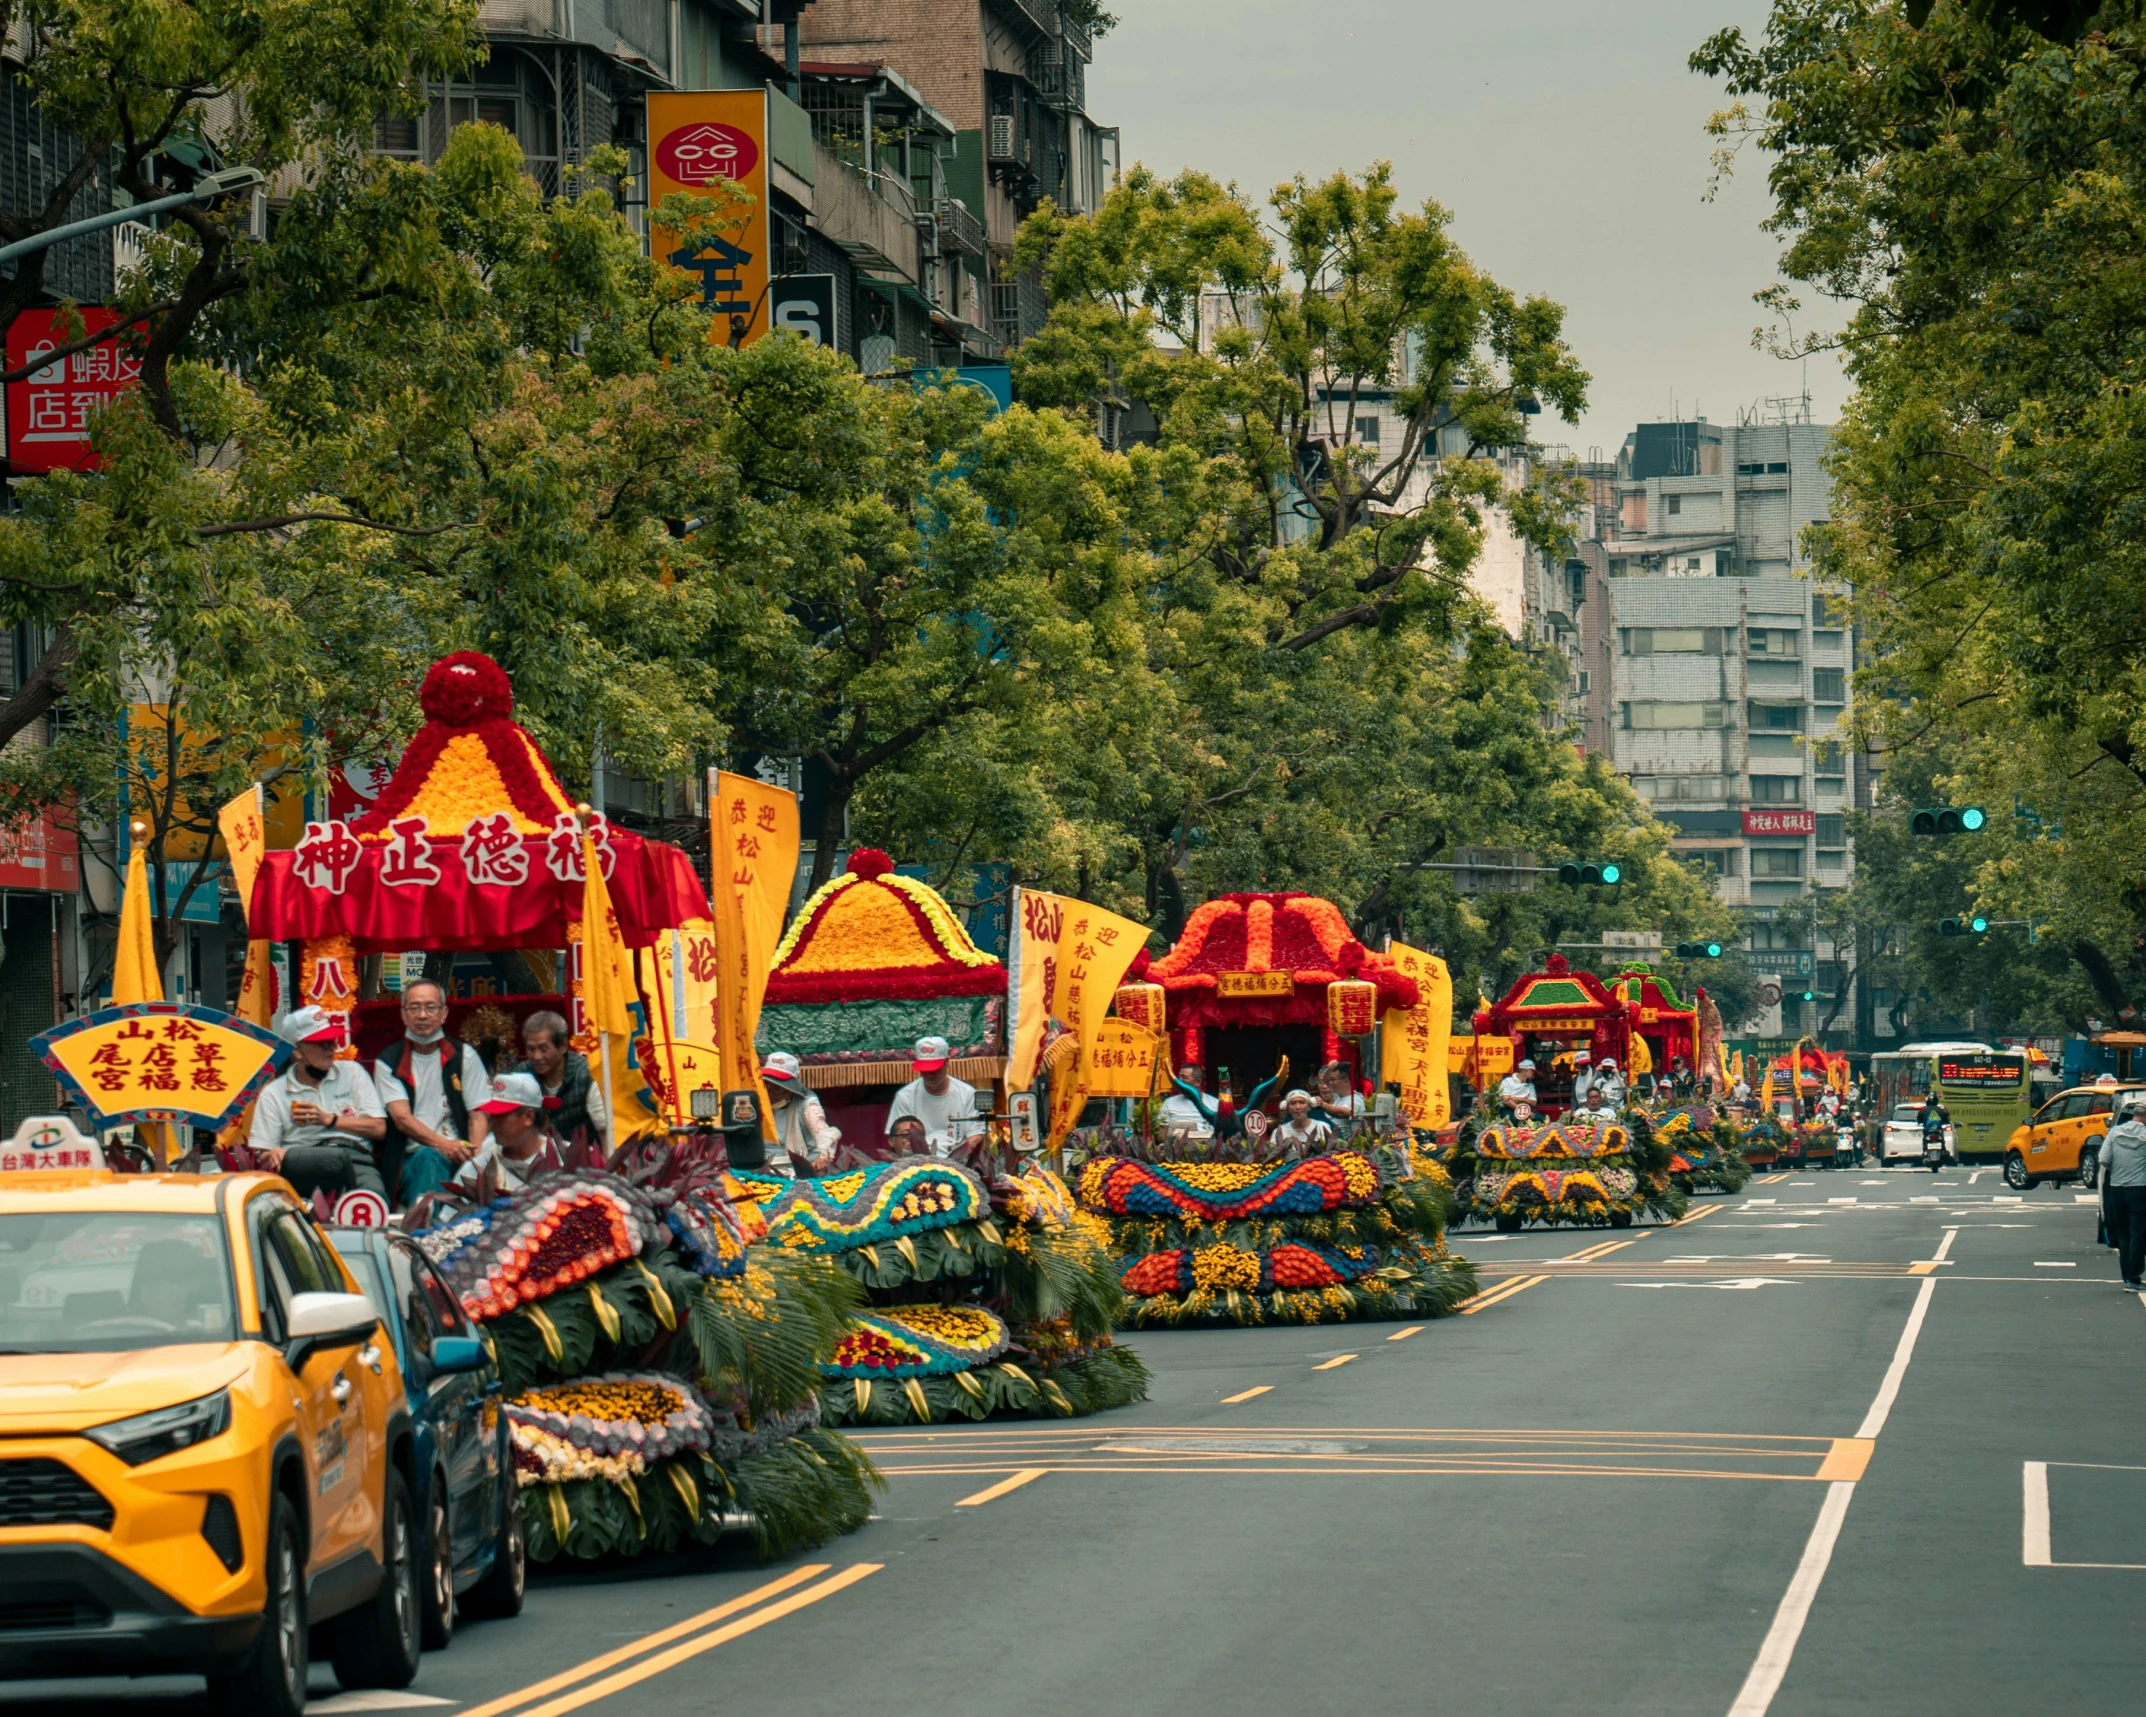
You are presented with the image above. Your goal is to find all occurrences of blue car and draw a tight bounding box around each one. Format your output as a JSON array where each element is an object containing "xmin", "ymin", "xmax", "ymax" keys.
[{"xmin": 326, "ymin": 1225, "xmax": 525, "ymax": 1648}]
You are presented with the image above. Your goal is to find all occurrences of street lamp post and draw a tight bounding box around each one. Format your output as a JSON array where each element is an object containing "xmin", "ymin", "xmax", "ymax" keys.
[{"xmin": 0, "ymin": 166, "xmax": 264, "ymax": 268}]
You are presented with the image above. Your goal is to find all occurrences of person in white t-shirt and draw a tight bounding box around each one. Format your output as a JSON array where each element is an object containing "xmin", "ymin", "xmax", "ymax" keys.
[{"xmin": 884, "ymin": 1035, "xmax": 983, "ymax": 1156}]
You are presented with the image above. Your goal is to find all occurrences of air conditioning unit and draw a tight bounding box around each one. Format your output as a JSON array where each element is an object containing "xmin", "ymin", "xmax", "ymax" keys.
[{"xmin": 988, "ymin": 114, "xmax": 1017, "ymax": 162}]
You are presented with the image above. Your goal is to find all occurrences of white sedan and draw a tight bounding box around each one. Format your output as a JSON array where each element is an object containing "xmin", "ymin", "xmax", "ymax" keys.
[{"xmin": 1882, "ymin": 1102, "xmax": 1953, "ymax": 1164}]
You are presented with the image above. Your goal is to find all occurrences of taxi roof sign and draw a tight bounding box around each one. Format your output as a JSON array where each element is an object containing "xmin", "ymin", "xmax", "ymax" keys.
[{"xmin": 2, "ymin": 1114, "xmax": 106, "ymax": 1174}]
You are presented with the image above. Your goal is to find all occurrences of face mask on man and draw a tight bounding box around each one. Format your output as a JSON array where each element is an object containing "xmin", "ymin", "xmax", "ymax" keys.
[{"xmin": 406, "ymin": 1024, "xmax": 446, "ymax": 1046}]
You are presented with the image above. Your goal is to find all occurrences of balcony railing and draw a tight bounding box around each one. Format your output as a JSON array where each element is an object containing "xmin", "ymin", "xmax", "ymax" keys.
[
  {"xmin": 814, "ymin": 144, "xmax": 920, "ymax": 280},
  {"xmin": 933, "ymin": 197, "xmax": 985, "ymax": 257}
]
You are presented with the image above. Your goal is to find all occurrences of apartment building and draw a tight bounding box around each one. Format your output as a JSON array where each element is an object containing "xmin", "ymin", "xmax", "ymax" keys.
[
  {"xmin": 797, "ymin": 0, "xmax": 1116, "ymax": 350},
  {"xmin": 1574, "ymin": 410, "xmax": 1861, "ymax": 1040}
]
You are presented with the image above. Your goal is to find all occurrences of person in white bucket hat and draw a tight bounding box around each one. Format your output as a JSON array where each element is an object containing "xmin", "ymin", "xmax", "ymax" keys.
[{"xmin": 248, "ymin": 1006, "xmax": 388, "ymax": 1197}]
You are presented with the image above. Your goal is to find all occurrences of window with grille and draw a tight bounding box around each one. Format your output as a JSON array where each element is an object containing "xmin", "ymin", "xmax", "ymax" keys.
[
  {"xmin": 1751, "ymin": 847, "xmax": 1805, "ymax": 877},
  {"xmin": 1750, "ymin": 775, "xmax": 1803, "ymax": 803},
  {"xmin": 1812, "ymin": 668, "xmax": 1846, "ymax": 702}
]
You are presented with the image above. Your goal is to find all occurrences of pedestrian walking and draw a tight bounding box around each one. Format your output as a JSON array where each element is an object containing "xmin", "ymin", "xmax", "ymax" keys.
[{"xmin": 2103, "ymin": 1094, "xmax": 2146, "ymax": 1288}]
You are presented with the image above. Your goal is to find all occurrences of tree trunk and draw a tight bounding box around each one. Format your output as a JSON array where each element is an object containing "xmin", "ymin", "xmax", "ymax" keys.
[
  {"xmin": 0, "ymin": 634, "xmax": 77, "ymax": 754},
  {"xmin": 807, "ymin": 772, "xmax": 852, "ymax": 890},
  {"xmin": 2069, "ymin": 938, "xmax": 2132, "ymax": 1021}
]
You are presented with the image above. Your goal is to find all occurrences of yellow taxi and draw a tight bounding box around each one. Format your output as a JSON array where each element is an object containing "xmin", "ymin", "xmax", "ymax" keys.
[
  {"xmin": 0, "ymin": 1122, "xmax": 422, "ymax": 1716},
  {"xmin": 2002, "ymin": 1082, "xmax": 2143, "ymax": 1189}
]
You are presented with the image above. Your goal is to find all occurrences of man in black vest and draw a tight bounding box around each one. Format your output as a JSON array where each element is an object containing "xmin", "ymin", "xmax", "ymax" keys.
[
  {"xmin": 373, "ymin": 979, "xmax": 492, "ymax": 1204},
  {"xmin": 514, "ymin": 1010, "xmax": 606, "ymax": 1156}
]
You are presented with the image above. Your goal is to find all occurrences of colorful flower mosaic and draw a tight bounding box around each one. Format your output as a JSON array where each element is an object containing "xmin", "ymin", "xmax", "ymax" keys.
[
  {"xmin": 506, "ymin": 1372, "xmax": 715, "ymax": 1485},
  {"xmin": 1474, "ymin": 1122, "xmax": 1631, "ymax": 1161},
  {"xmin": 1120, "ymin": 1240, "xmax": 1382, "ymax": 1297},
  {"xmin": 1002, "ymin": 1165, "xmax": 1078, "ymax": 1229},
  {"xmin": 734, "ymin": 1159, "xmax": 988, "ymax": 1252},
  {"xmin": 1473, "ymin": 1165, "xmax": 1638, "ymax": 1207},
  {"xmin": 1076, "ymin": 1152, "xmax": 1381, "ymax": 1221},
  {"xmin": 821, "ymin": 1304, "xmax": 1012, "ymax": 1378},
  {"xmin": 415, "ymin": 1174, "xmax": 654, "ymax": 1321}
]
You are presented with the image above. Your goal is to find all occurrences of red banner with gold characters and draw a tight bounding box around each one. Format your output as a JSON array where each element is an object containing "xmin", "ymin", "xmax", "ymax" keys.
[{"xmin": 34, "ymin": 1003, "xmax": 289, "ymax": 1131}]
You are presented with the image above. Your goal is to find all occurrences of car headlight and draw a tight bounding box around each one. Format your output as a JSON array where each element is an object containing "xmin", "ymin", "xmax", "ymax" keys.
[{"xmin": 85, "ymin": 1390, "xmax": 232, "ymax": 1466}]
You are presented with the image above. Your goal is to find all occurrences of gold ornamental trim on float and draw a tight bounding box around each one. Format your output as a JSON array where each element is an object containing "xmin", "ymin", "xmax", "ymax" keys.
[{"xmin": 1216, "ymin": 970, "xmax": 1294, "ymax": 998}]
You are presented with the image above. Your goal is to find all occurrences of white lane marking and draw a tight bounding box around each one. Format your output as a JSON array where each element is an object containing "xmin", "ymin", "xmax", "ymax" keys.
[
  {"xmin": 1994, "ymin": 1195, "xmax": 2024, "ymax": 1204},
  {"xmin": 1910, "ymin": 1196, "xmax": 1938, "ymax": 1204},
  {"xmin": 1727, "ymin": 1481, "xmax": 1857, "ymax": 1717},
  {"xmin": 1727, "ymin": 1271, "xmax": 1941, "ymax": 1716},
  {"xmin": 1622, "ymin": 1278, "xmax": 1800, "ymax": 1291},
  {"xmin": 1858, "ymin": 1180, "xmax": 1886, "ymax": 1186},
  {"xmin": 2022, "ymin": 1462, "xmax": 2051, "ymax": 1566},
  {"xmin": 2076, "ymin": 1195, "xmax": 2100, "ymax": 1205},
  {"xmin": 307, "ymin": 1696, "xmax": 456, "ymax": 1714},
  {"xmin": 1746, "ymin": 1198, "xmax": 1777, "ymax": 1206},
  {"xmin": 1828, "ymin": 1198, "xmax": 1858, "ymax": 1205},
  {"xmin": 1970, "ymin": 1170, "xmax": 1984, "ymax": 1183},
  {"xmin": 2033, "ymin": 1262, "xmax": 2075, "ymax": 1268}
]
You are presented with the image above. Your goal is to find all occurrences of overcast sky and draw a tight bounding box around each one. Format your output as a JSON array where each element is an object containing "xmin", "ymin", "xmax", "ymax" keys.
[{"xmin": 1085, "ymin": 0, "xmax": 1846, "ymax": 455}]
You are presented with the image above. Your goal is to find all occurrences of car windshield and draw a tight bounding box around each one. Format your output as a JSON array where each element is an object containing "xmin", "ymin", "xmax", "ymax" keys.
[
  {"xmin": 0, "ymin": 1211, "xmax": 236, "ymax": 1352},
  {"xmin": 1891, "ymin": 1105, "xmax": 1922, "ymax": 1123}
]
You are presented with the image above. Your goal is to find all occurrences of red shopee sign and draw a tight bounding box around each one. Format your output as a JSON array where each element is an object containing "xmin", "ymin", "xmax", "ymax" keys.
[
  {"xmin": 1743, "ymin": 809, "xmax": 1815, "ymax": 836},
  {"xmin": 6, "ymin": 308, "xmax": 138, "ymax": 473}
]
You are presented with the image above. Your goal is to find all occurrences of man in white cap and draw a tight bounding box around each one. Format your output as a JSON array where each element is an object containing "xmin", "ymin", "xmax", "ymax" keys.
[
  {"xmin": 248, "ymin": 1006, "xmax": 389, "ymax": 1197},
  {"xmin": 885, "ymin": 1035, "xmax": 983, "ymax": 1157},
  {"xmin": 760, "ymin": 1051, "xmax": 841, "ymax": 1177},
  {"xmin": 1592, "ymin": 1054, "xmax": 1627, "ymax": 1111},
  {"xmin": 1496, "ymin": 1058, "xmax": 1539, "ymax": 1119},
  {"xmin": 1571, "ymin": 1046, "xmax": 1596, "ymax": 1105},
  {"xmin": 1272, "ymin": 1089, "xmax": 1334, "ymax": 1159},
  {"xmin": 451, "ymin": 1071, "xmax": 566, "ymax": 1195}
]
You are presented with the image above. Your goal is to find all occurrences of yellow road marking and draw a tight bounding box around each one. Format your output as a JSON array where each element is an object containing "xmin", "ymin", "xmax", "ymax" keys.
[
  {"xmin": 1220, "ymin": 1384, "xmax": 1273, "ymax": 1403},
  {"xmin": 1312, "ymin": 1353, "xmax": 1358, "ymax": 1370},
  {"xmin": 1387, "ymin": 1325, "xmax": 1425, "ymax": 1341},
  {"xmin": 1672, "ymin": 1205, "xmax": 1718, "ymax": 1226},
  {"xmin": 1568, "ymin": 1238, "xmax": 1638, "ymax": 1261},
  {"xmin": 956, "ymin": 1467, "xmax": 1047, "ymax": 1507},
  {"xmin": 457, "ymin": 1564, "xmax": 833, "ymax": 1717},
  {"xmin": 1460, "ymin": 1274, "xmax": 1547, "ymax": 1314},
  {"xmin": 1817, "ymin": 1438, "xmax": 1874, "ymax": 1482},
  {"xmin": 513, "ymin": 1566, "xmax": 882, "ymax": 1717}
]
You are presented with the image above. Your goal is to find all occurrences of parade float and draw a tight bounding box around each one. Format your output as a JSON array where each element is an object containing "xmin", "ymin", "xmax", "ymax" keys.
[
  {"xmin": 412, "ymin": 1163, "xmax": 880, "ymax": 1563},
  {"xmin": 1647, "ymin": 1102, "xmax": 1754, "ymax": 1195},
  {"xmin": 1608, "ymin": 966, "xmax": 1700, "ymax": 1087},
  {"xmin": 1451, "ymin": 1109, "xmax": 1686, "ymax": 1231},
  {"xmin": 1472, "ymin": 955, "xmax": 1631, "ymax": 1117},
  {"xmin": 755, "ymin": 848, "xmax": 1008, "ymax": 1149},
  {"xmin": 1136, "ymin": 891, "xmax": 1420, "ymax": 1105},
  {"xmin": 731, "ymin": 1154, "xmax": 1149, "ymax": 1425},
  {"xmin": 1074, "ymin": 893, "xmax": 1475, "ymax": 1327}
]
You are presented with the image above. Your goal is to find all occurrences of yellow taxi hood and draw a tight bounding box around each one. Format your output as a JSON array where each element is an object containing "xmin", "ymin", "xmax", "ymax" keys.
[{"xmin": 0, "ymin": 1342, "xmax": 257, "ymax": 1431}]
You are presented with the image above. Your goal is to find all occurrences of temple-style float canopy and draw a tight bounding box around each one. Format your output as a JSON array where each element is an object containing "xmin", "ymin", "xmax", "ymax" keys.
[{"xmin": 249, "ymin": 652, "xmax": 706, "ymax": 952}]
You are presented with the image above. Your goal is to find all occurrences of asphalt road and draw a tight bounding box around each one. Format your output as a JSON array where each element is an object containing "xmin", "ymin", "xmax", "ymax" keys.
[{"xmin": 12, "ymin": 1164, "xmax": 2143, "ymax": 1717}]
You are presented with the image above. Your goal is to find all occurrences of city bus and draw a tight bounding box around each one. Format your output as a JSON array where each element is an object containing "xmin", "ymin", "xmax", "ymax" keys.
[{"xmin": 1868, "ymin": 1042, "xmax": 2033, "ymax": 1160}]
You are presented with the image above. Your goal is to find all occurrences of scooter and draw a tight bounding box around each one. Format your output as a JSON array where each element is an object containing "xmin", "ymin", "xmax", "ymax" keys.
[{"xmin": 1921, "ymin": 1126, "xmax": 1949, "ymax": 1173}]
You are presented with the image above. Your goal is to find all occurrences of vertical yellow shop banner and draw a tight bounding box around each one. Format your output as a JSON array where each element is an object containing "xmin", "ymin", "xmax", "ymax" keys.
[
  {"xmin": 1379, "ymin": 942, "xmax": 1452, "ymax": 1130},
  {"xmin": 648, "ymin": 91, "xmax": 770, "ymax": 346}
]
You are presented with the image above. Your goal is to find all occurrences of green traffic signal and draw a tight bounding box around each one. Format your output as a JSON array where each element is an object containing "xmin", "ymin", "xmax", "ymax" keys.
[
  {"xmin": 1959, "ymin": 806, "xmax": 1986, "ymax": 831},
  {"xmin": 1559, "ymin": 860, "xmax": 1621, "ymax": 886},
  {"xmin": 1673, "ymin": 940, "xmax": 1725, "ymax": 959},
  {"xmin": 1912, "ymin": 804, "xmax": 1987, "ymax": 836},
  {"xmin": 1600, "ymin": 862, "xmax": 1622, "ymax": 885},
  {"xmin": 1970, "ymin": 914, "xmax": 1989, "ymax": 933}
]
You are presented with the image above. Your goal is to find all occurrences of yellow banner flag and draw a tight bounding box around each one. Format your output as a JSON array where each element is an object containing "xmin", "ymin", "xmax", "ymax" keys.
[
  {"xmin": 216, "ymin": 787, "xmax": 266, "ymax": 922},
  {"xmin": 1627, "ymin": 1031, "xmax": 1654, "ymax": 1077},
  {"xmin": 706, "ymin": 772, "xmax": 786, "ymax": 1138},
  {"xmin": 579, "ymin": 830, "xmax": 635, "ymax": 1040},
  {"xmin": 1007, "ymin": 887, "xmax": 1063, "ymax": 1091},
  {"xmin": 1051, "ymin": 897, "xmax": 1149, "ymax": 1091},
  {"xmin": 111, "ymin": 846, "xmax": 162, "ymax": 1007},
  {"xmin": 1085, "ymin": 1018, "xmax": 1164, "ymax": 1098},
  {"xmin": 635, "ymin": 922, "xmax": 723, "ymax": 1124},
  {"xmin": 1378, "ymin": 942, "xmax": 1452, "ymax": 1129},
  {"xmin": 712, "ymin": 771, "xmax": 800, "ymax": 965},
  {"xmin": 1760, "ymin": 1064, "xmax": 1775, "ymax": 1113}
]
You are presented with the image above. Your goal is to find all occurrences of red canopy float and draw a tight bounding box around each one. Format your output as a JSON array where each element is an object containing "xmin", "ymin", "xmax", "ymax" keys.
[
  {"xmin": 1473, "ymin": 953, "xmax": 1630, "ymax": 1118},
  {"xmin": 249, "ymin": 653, "xmax": 707, "ymax": 952},
  {"xmin": 1608, "ymin": 966, "xmax": 1699, "ymax": 1080},
  {"xmin": 1140, "ymin": 892, "xmax": 1418, "ymax": 1092}
]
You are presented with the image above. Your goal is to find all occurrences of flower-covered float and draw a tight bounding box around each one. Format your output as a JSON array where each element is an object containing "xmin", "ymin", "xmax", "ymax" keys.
[
  {"xmin": 1452, "ymin": 1111, "xmax": 1687, "ymax": 1231},
  {"xmin": 1076, "ymin": 1132, "xmax": 1477, "ymax": 1326},
  {"xmin": 1137, "ymin": 891, "xmax": 1419, "ymax": 1099},
  {"xmin": 731, "ymin": 1154, "xmax": 1149, "ymax": 1426},
  {"xmin": 1472, "ymin": 955, "xmax": 1632, "ymax": 1118},
  {"xmin": 1645, "ymin": 1103, "xmax": 1754, "ymax": 1195},
  {"xmin": 755, "ymin": 848, "xmax": 1007, "ymax": 1149},
  {"xmin": 412, "ymin": 1164, "xmax": 880, "ymax": 1563}
]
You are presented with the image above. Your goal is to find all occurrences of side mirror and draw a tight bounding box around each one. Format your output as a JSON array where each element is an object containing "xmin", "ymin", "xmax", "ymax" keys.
[
  {"xmin": 286, "ymin": 1291, "xmax": 378, "ymax": 1346},
  {"xmin": 429, "ymin": 1335, "xmax": 488, "ymax": 1376}
]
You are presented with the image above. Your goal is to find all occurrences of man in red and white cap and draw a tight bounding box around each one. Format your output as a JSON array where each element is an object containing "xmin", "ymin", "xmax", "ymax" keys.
[
  {"xmin": 452, "ymin": 1071, "xmax": 566, "ymax": 1195},
  {"xmin": 759, "ymin": 1051, "xmax": 841, "ymax": 1177},
  {"xmin": 248, "ymin": 1005, "xmax": 389, "ymax": 1197},
  {"xmin": 885, "ymin": 1035, "xmax": 983, "ymax": 1157}
]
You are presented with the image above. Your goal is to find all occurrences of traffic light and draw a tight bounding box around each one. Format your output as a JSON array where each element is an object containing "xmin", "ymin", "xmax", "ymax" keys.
[
  {"xmin": 1911, "ymin": 805, "xmax": 1988, "ymax": 836},
  {"xmin": 1938, "ymin": 917, "xmax": 1991, "ymax": 937},
  {"xmin": 1557, "ymin": 860, "xmax": 1623, "ymax": 885},
  {"xmin": 1800, "ymin": 988, "xmax": 1817, "ymax": 1003},
  {"xmin": 1673, "ymin": 940, "xmax": 1724, "ymax": 958}
]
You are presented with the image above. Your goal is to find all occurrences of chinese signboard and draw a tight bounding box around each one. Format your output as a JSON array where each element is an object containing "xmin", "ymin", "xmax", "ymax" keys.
[
  {"xmin": 5, "ymin": 307, "xmax": 136, "ymax": 473},
  {"xmin": 1085, "ymin": 1018, "xmax": 1163, "ymax": 1098},
  {"xmin": 0, "ymin": 1115, "xmax": 105, "ymax": 1174},
  {"xmin": 1378, "ymin": 942, "xmax": 1452, "ymax": 1130},
  {"xmin": 1217, "ymin": 970, "xmax": 1294, "ymax": 998},
  {"xmin": 649, "ymin": 91, "xmax": 770, "ymax": 345},
  {"xmin": 1742, "ymin": 809, "xmax": 1816, "ymax": 836},
  {"xmin": 0, "ymin": 810, "xmax": 78, "ymax": 893},
  {"xmin": 35, "ymin": 1002, "xmax": 289, "ymax": 1130}
]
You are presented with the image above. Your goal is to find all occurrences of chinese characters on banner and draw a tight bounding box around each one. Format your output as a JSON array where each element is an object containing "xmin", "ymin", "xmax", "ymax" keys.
[
  {"xmin": 647, "ymin": 92, "xmax": 770, "ymax": 345},
  {"xmin": 34, "ymin": 1005, "xmax": 286, "ymax": 1130},
  {"xmin": 5, "ymin": 308, "xmax": 137, "ymax": 474},
  {"xmin": 1378, "ymin": 942, "xmax": 1453, "ymax": 1130},
  {"xmin": 1083, "ymin": 1018, "xmax": 1164, "ymax": 1099},
  {"xmin": 705, "ymin": 771, "xmax": 799, "ymax": 1135},
  {"xmin": 1005, "ymin": 889, "xmax": 1150, "ymax": 1094},
  {"xmin": 216, "ymin": 786, "xmax": 276, "ymax": 1033}
]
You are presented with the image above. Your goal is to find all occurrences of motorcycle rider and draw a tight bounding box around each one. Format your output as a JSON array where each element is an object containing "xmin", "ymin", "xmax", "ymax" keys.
[{"xmin": 1921, "ymin": 1089, "xmax": 1953, "ymax": 1166}]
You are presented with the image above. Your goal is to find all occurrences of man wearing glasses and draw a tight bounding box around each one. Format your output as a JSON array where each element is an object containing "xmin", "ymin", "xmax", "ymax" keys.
[{"xmin": 372, "ymin": 978, "xmax": 493, "ymax": 1204}]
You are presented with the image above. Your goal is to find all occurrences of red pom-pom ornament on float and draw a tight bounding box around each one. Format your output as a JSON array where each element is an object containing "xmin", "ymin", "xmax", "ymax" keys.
[
  {"xmin": 846, "ymin": 847, "xmax": 895, "ymax": 880},
  {"xmin": 1327, "ymin": 978, "xmax": 1379, "ymax": 1038},
  {"xmin": 1113, "ymin": 981, "xmax": 1166, "ymax": 1036},
  {"xmin": 418, "ymin": 651, "xmax": 515, "ymax": 727}
]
